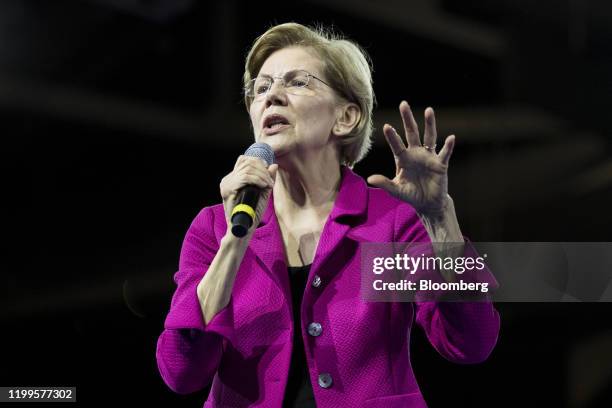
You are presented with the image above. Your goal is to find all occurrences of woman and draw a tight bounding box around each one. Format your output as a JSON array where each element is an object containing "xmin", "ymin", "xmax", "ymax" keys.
[{"xmin": 156, "ymin": 23, "xmax": 500, "ymax": 407}]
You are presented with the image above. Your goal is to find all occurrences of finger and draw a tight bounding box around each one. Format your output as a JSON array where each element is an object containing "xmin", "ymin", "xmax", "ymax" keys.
[
  {"xmin": 237, "ymin": 160, "xmax": 274, "ymax": 184},
  {"xmin": 383, "ymin": 124, "xmax": 406, "ymax": 157},
  {"xmin": 437, "ymin": 135, "xmax": 456, "ymax": 166},
  {"xmin": 248, "ymin": 166, "xmax": 275, "ymax": 187},
  {"xmin": 366, "ymin": 174, "xmax": 400, "ymax": 197},
  {"xmin": 399, "ymin": 101, "xmax": 421, "ymax": 147},
  {"xmin": 423, "ymin": 107, "xmax": 437, "ymax": 149},
  {"xmin": 234, "ymin": 155, "xmax": 246, "ymax": 169},
  {"xmin": 237, "ymin": 159, "xmax": 272, "ymax": 179},
  {"xmin": 241, "ymin": 155, "xmax": 270, "ymax": 169},
  {"xmin": 268, "ymin": 164, "xmax": 279, "ymax": 184},
  {"xmin": 240, "ymin": 173, "xmax": 272, "ymax": 189}
]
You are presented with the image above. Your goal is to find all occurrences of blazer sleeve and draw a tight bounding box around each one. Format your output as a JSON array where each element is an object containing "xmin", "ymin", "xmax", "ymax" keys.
[
  {"xmin": 156, "ymin": 206, "xmax": 235, "ymax": 394},
  {"xmin": 394, "ymin": 203, "xmax": 501, "ymax": 364}
]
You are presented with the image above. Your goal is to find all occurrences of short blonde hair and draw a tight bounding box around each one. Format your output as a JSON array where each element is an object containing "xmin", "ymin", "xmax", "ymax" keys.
[{"xmin": 243, "ymin": 23, "xmax": 375, "ymax": 167}]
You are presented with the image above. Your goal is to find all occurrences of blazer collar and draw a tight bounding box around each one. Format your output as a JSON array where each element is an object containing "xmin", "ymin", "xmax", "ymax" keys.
[
  {"xmin": 256, "ymin": 165, "xmax": 367, "ymax": 232},
  {"xmin": 327, "ymin": 165, "xmax": 368, "ymax": 223},
  {"xmin": 250, "ymin": 166, "xmax": 368, "ymax": 287}
]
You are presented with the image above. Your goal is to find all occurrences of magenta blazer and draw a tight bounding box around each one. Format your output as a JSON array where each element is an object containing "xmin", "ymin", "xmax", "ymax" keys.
[{"xmin": 156, "ymin": 166, "xmax": 500, "ymax": 407}]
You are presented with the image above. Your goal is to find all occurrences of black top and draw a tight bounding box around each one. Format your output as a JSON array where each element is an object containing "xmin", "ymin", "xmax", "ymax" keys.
[{"xmin": 283, "ymin": 264, "xmax": 316, "ymax": 408}]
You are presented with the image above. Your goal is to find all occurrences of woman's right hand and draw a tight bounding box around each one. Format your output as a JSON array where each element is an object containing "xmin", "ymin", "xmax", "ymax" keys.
[{"xmin": 220, "ymin": 155, "xmax": 278, "ymax": 238}]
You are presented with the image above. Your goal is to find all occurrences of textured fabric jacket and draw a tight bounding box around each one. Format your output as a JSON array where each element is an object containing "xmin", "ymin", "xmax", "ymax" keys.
[{"xmin": 156, "ymin": 166, "xmax": 500, "ymax": 407}]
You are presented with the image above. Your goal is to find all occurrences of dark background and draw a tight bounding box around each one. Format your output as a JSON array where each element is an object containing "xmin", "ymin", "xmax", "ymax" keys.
[{"xmin": 2, "ymin": 0, "xmax": 611, "ymax": 406}]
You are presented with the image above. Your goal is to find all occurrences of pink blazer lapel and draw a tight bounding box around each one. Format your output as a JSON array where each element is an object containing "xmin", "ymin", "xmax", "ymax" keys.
[
  {"xmin": 249, "ymin": 166, "xmax": 368, "ymax": 292},
  {"xmin": 250, "ymin": 194, "xmax": 289, "ymax": 294},
  {"xmin": 310, "ymin": 167, "xmax": 367, "ymax": 277}
]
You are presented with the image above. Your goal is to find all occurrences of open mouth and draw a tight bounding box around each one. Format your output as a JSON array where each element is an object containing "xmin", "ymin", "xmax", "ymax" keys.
[{"xmin": 263, "ymin": 114, "xmax": 290, "ymax": 130}]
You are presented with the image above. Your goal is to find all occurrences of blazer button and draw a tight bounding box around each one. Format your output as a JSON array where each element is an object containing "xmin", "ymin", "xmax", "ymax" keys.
[
  {"xmin": 318, "ymin": 373, "xmax": 333, "ymax": 388},
  {"xmin": 312, "ymin": 275, "xmax": 322, "ymax": 288},
  {"xmin": 307, "ymin": 322, "xmax": 322, "ymax": 337}
]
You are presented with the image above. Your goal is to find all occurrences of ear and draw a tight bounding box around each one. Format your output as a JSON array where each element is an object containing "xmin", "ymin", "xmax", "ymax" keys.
[{"xmin": 332, "ymin": 102, "xmax": 361, "ymax": 137}]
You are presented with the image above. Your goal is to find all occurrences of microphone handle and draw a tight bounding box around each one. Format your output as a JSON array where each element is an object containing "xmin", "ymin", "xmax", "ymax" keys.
[{"xmin": 231, "ymin": 185, "xmax": 261, "ymax": 237}]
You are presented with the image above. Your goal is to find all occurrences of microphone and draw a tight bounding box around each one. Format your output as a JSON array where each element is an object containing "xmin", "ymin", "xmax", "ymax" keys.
[{"xmin": 231, "ymin": 143, "xmax": 275, "ymax": 237}]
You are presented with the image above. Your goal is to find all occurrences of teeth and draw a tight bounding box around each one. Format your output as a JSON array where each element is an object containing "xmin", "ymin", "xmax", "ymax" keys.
[
  {"xmin": 267, "ymin": 121, "xmax": 287, "ymax": 128},
  {"xmin": 266, "ymin": 117, "xmax": 287, "ymax": 128}
]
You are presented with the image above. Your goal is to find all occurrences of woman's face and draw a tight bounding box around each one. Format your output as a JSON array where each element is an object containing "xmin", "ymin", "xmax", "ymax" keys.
[{"xmin": 248, "ymin": 46, "xmax": 341, "ymax": 161}]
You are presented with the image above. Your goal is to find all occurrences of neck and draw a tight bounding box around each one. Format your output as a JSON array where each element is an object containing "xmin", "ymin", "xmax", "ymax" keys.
[{"xmin": 273, "ymin": 150, "xmax": 342, "ymax": 217}]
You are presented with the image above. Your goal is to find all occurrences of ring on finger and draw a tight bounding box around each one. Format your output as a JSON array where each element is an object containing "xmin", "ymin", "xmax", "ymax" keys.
[{"xmin": 423, "ymin": 144, "xmax": 436, "ymax": 153}]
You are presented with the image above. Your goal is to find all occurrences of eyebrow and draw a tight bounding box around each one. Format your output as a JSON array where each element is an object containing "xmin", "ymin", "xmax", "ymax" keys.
[{"xmin": 256, "ymin": 69, "xmax": 307, "ymax": 78}]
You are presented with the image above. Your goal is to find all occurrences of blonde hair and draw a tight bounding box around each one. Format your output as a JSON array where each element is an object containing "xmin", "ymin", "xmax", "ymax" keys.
[{"xmin": 243, "ymin": 23, "xmax": 375, "ymax": 167}]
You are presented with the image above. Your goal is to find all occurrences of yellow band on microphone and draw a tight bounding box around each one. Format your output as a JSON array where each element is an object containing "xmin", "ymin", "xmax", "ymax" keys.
[{"xmin": 231, "ymin": 203, "xmax": 256, "ymax": 220}]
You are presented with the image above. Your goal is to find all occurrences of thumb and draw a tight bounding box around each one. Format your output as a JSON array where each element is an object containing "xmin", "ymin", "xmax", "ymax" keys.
[
  {"xmin": 367, "ymin": 174, "xmax": 398, "ymax": 195},
  {"xmin": 268, "ymin": 164, "xmax": 279, "ymax": 183}
]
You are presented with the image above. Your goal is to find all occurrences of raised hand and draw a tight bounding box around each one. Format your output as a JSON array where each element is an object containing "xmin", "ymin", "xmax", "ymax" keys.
[{"xmin": 367, "ymin": 101, "xmax": 455, "ymax": 216}]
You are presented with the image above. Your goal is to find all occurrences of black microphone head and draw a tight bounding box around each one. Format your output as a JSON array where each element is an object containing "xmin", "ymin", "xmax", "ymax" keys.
[{"xmin": 244, "ymin": 143, "xmax": 275, "ymax": 166}]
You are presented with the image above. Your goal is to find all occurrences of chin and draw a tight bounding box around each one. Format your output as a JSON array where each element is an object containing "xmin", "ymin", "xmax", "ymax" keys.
[
  {"xmin": 266, "ymin": 141, "xmax": 294, "ymax": 161},
  {"xmin": 260, "ymin": 134, "xmax": 291, "ymax": 150}
]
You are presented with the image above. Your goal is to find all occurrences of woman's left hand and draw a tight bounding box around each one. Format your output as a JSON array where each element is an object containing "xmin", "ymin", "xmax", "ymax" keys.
[{"xmin": 367, "ymin": 101, "xmax": 455, "ymax": 216}]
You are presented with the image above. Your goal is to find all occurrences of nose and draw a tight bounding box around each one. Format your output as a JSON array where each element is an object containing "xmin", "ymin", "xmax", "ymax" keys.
[{"xmin": 264, "ymin": 80, "xmax": 288, "ymax": 108}]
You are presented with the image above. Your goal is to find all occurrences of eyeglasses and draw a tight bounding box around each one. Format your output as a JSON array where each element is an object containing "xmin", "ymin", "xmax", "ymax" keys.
[{"xmin": 245, "ymin": 69, "xmax": 332, "ymax": 100}]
